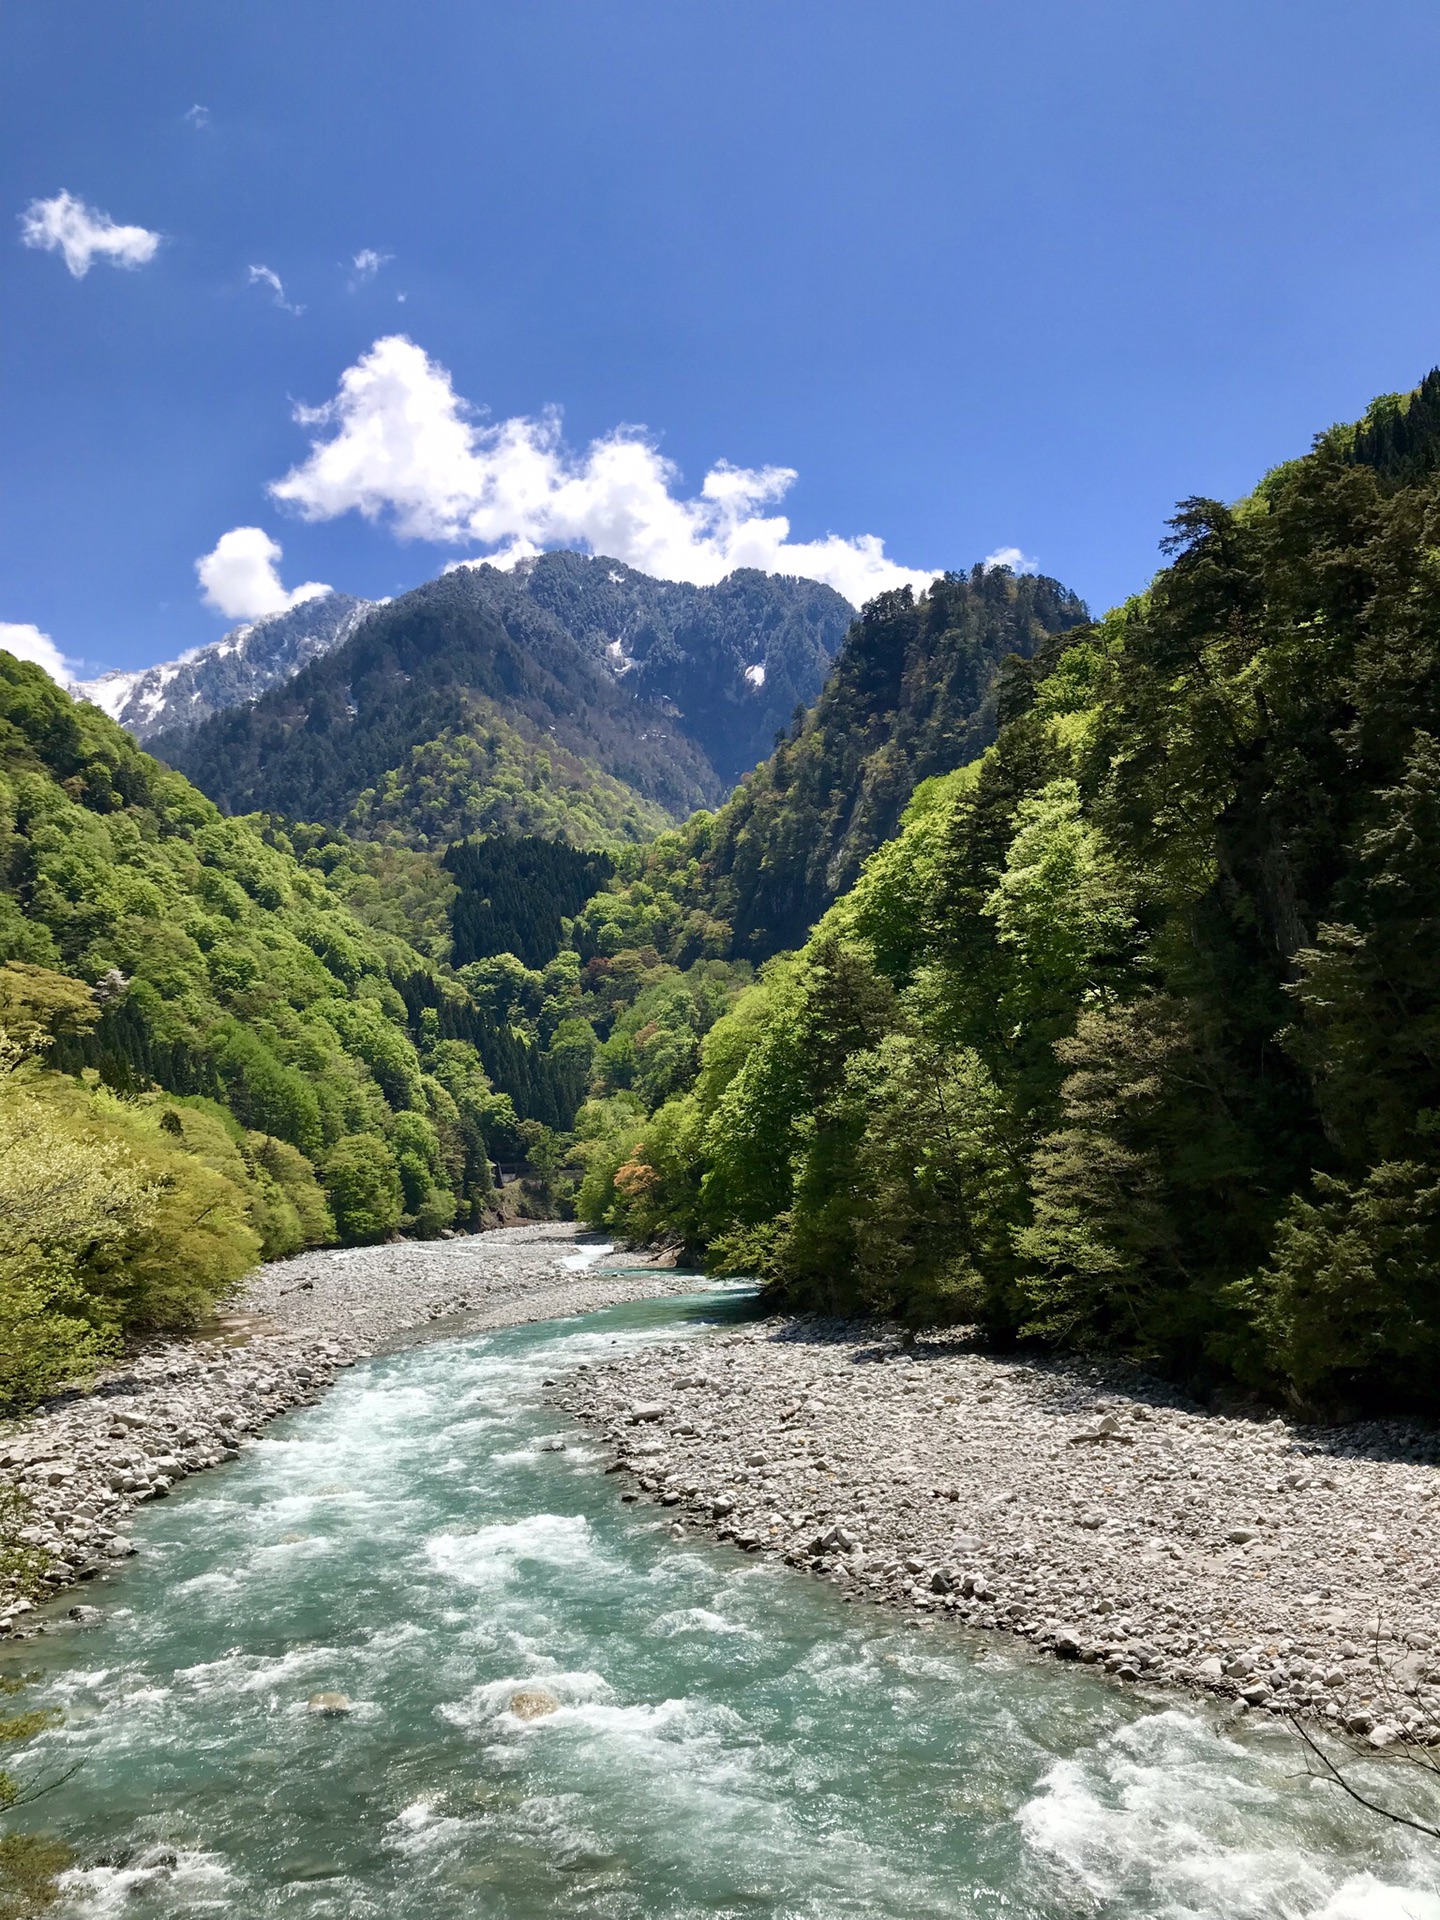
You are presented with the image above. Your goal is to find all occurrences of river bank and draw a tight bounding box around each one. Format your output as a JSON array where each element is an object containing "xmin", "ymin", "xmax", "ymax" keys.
[
  {"xmin": 13, "ymin": 1243, "xmax": 1440, "ymax": 1754},
  {"xmin": 17, "ymin": 1288, "xmax": 1438, "ymax": 1920},
  {"xmin": 554, "ymin": 1313, "xmax": 1440, "ymax": 1749},
  {"xmin": 0, "ymin": 1225, "xmax": 688, "ymax": 1630}
]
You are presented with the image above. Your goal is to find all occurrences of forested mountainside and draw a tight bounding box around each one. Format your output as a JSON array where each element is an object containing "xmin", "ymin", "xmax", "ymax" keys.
[
  {"xmin": 570, "ymin": 566, "xmax": 1088, "ymax": 964},
  {"xmin": 78, "ymin": 592, "xmax": 371, "ymax": 742},
  {"xmin": 578, "ymin": 369, "xmax": 1440, "ymax": 1415},
  {"xmin": 511, "ymin": 552, "xmax": 856, "ymax": 785},
  {"xmin": 337, "ymin": 693, "xmax": 671, "ymax": 850},
  {"xmin": 0, "ymin": 656, "xmax": 613, "ymax": 1409},
  {"xmin": 152, "ymin": 556, "xmax": 855, "ymax": 842}
]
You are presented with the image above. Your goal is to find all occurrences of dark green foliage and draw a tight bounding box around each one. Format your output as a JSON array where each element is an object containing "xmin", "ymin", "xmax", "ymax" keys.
[
  {"xmin": 1338, "ymin": 366, "xmax": 1440, "ymax": 487},
  {"xmin": 154, "ymin": 565, "xmax": 718, "ymax": 823},
  {"xmin": 570, "ymin": 566, "xmax": 1089, "ymax": 967},
  {"xmin": 396, "ymin": 967, "xmax": 587, "ymax": 1133},
  {"xmin": 519, "ymin": 553, "xmax": 855, "ymax": 784},
  {"xmin": 446, "ymin": 836, "xmax": 613, "ymax": 969},
  {"xmin": 589, "ymin": 370, "xmax": 1440, "ymax": 1414}
]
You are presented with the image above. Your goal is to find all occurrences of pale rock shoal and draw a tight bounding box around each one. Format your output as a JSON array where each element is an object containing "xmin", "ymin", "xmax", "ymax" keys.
[{"xmin": 554, "ymin": 1316, "xmax": 1440, "ymax": 1747}]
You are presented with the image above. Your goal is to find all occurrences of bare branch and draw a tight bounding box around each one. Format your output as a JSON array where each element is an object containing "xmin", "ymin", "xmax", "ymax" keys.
[
  {"xmin": 3, "ymin": 1759, "xmax": 85, "ymax": 1808},
  {"xmin": 1284, "ymin": 1713, "xmax": 1440, "ymax": 1842}
]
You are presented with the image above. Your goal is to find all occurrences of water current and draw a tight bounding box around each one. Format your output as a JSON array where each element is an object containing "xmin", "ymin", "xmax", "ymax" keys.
[{"xmin": 8, "ymin": 1285, "xmax": 1440, "ymax": 1918}]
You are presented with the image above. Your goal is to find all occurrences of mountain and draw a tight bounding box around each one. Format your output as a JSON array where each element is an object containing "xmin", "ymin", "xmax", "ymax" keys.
[
  {"xmin": 578, "ymin": 368, "xmax": 1440, "ymax": 1414},
  {"xmin": 77, "ymin": 592, "xmax": 372, "ymax": 742},
  {"xmin": 0, "ymin": 647, "xmax": 590, "ymax": 1404},
  {"xmin": 570, "ymin": 564, "xmax": 1090, "ymax": 964},
  {"xmin": 507, "ymin": 552, "xmax": 856, "ymax": 785},
  {"xmin": 150, "ymin": 556, "xmax": 855, "ymax": 841}
]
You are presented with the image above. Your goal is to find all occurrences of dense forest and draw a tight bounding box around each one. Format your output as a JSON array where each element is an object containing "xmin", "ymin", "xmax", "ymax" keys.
[
  {"xmin": 446, "ymin": 836, "xmax": 614, "ymax": 969},
  {"xmin": 11, "ymin": 374, "xmax": 1440, "ymax": 1426},
  {"xmin": 579, "ymin": 370, "xmax": 1440, "ymax": 1416},
  {"xmin": 568, "ymin": 566, "xmax": 1089, "ymax": 965},
  {"xmin": 0, "ymin": 659, "xmax": 606, "ymax": 1410},
  {"xmin": 153, "ymin": 566, "xmax": 720, "ymax": 828}
]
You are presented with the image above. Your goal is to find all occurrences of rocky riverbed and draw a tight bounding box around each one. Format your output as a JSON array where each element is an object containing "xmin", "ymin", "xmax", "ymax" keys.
[
  {"xmin": 13, "ymin": 1242, "xmax": 1440, "ymax": 1751},
  {"xmin": 0, "ymin": 1225, "xmax": 686, "ymax": 1631},
  {"xmin": 555, "ymin": 1314, "xmax": 1440, "ymax": 1748}
]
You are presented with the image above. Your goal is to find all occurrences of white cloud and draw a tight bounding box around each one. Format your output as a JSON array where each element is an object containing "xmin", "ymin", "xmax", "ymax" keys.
[
  {"xmin": 184, "ymin": 103, "xmax": 210, "ymax": 128},
  {"xmin": 983, "ymin": 545, "xmax": 1040, "ymax": 575},
  {"xmin": 195, "ymin": 527, "xmax": 331, "ymax": 620},
  {"xmin": 269, "ymin": 335, "xmax": 939, "ymax": 605},
  {"xmin": 248, "ymin": 263, "xmax": 304, "ymax": 316},
  {"xmin": 349, "ymin": 248, "xmax": 391, "ymax": 289},
  {"xmin": 0, "ymin": 622, "xmax": 74, "ymax": 685},
  {"xmin": 20, "ymin": 191, "xmax": 160, "ymax": 278}
]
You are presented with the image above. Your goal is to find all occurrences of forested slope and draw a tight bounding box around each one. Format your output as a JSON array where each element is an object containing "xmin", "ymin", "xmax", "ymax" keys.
[
  {"xmin": 153, "ymin": 566, "xmax": 719, "ymax": 827},
  {"xmin": 152, "ymin": 556, "xmax": 855, "ymax": 844},
  {"xmin": 580, "ymin": 370, "xmax": 1440, "ymax": 1415},
  {"xmin": 0, "ymin": 656, "xmax": 590, "ymax": 1408},
  {"xmin": 572, "ymin": 565, "xmax": 1088, "ymax": 964}
]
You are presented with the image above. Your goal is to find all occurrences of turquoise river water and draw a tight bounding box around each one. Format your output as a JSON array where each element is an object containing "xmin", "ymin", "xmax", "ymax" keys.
[{"xmin": 7, "ymin": 1285, "xmax": 1440, "ymax": 1918}]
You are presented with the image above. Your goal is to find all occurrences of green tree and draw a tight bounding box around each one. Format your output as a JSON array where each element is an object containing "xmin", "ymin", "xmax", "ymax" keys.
[{"xmin": 323, "ymin": 1135, "xmax": 403, "ymax": 1244}]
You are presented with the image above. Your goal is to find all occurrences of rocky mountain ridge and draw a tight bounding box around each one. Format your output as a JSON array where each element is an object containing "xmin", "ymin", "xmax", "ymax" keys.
[
  {"xmin": 77, "ymin": 593, "xmax": 373, "ymax": 742},
  {"xmin": 152, "ymin": 554, "xmax": 856, "ymax": 833}
]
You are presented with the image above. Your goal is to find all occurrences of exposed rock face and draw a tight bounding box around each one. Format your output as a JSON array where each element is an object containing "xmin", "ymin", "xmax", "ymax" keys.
[
  {"xmin": 77, "ymin": 594, "xmax": 371, "ymax": 741},
  {"xmin": 150, "ymin": 556, "xmax": 858, "ymax": 828},
  {"xmin": 555, "ymin": 1319, "xmax": 1440, "ymax": 1745}
]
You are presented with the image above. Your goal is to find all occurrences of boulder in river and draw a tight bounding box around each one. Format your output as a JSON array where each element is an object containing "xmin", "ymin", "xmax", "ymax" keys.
[
  {"xmin": 508, "ymin": 1688, "xmax": 560, "ymax": 1720},
  {"xmin": 307, "ymin": 1692, "xmax": 352, "ymax": 1715}
]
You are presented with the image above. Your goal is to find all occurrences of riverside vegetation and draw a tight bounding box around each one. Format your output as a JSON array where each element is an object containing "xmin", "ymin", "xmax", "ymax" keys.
[
  {"xmin": 8, "ymin": 375, "xmax": 1440, "ymax": 1425},
  {"xmin": 4, "ymin": 364, "xmax": 1440, "ymax": 1904},
  {"xmin": 578, "ymin": 370, "xmax": 1440, "ymax": 1420},
  {"xmin": 0, "ymin": 655, "xmax": 571, "ymax": 1417}
]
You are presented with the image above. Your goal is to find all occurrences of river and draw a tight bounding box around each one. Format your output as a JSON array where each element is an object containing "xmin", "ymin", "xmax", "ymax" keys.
[{"xmin": 7, "ymin": 1285, "xmax": 1440, "ymax": 1918}]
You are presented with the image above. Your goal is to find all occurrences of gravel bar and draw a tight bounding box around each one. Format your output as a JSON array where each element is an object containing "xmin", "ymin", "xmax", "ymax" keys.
[
  {"xmin": 555, "ymin": 1314, "xmax": 1440, "ymax": 1748},
  {"xmin": 0, "ymin": 1225, "xmax": 688, "ymax": 1633}
]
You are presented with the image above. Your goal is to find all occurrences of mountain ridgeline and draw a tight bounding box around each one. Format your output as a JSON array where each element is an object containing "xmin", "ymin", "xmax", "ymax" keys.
[
  {"xmin": 153, "ymin": 555, "xmax": 856, "ymax": 846},
  {"xmin": 572, "ymin": 566, "xmax": 1089, "ymax": 964},
  {"xmin": 21, "ymin": 366, "xmax": 1440, "ymax": 1427},
  {"xmin": 578, "ymin": 369, "xmax": 1440, "ymax": 1415},
  {"xmin": 78, "ymin": 593, "xmax": 373, "ymax": 742}
]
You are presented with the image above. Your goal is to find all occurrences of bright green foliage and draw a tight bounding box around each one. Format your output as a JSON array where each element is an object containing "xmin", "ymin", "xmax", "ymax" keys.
[
  {"xmin": 0, "ymin": 655, "xmax": 530, "ymax": 1280},
  {"xmin": 322, "ymin": 1134, "xmax": 404, "ymax": 1243},
  {"xmin": 0, "ymin": 1832, "xmax": 71, "ymax": 1918},
  {"xmin": 285, "ymin": 831, "xmax": 459, "ymax": 965},
  {"xmin": 569, "ymin": 567, "xmax": 1089, "ymax": 968},
  {"xmin": 0, "ymin": 1668, "xmax": 72, "ymax": 1915},
  {"xmin": 0, "ymin": 1036, "xmax": 266, "ymax": 1410},
  {"xmin": 349, "ymin": 705, "xmax": 672, "ymax": 850},
  {"xmin": 595, "ymin": 369, "xmax": 1440, "ymax": 1413},
  {"xmin": 243, "ymin": 1130, "xmax": 336, "ymax": 1256},
  {"xmin": 592, "ymin": 963, "xmax": 742, "ymax": 1111}
]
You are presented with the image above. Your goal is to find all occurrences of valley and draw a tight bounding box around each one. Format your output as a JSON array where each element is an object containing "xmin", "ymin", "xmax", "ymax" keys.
[{"xmin": 4, "ymin": 372, "xmax": 1440, "ymax": 1909}]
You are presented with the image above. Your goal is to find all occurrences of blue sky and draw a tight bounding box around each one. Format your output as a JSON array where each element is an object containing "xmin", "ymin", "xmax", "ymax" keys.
[{"xmin": 5, "ymin": 0, "xmax": 1440, "ymax": 678}]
